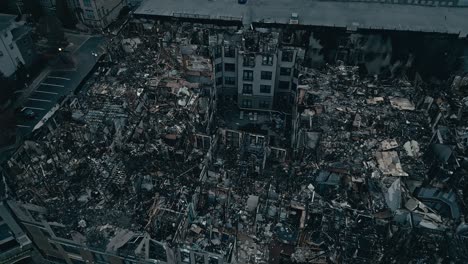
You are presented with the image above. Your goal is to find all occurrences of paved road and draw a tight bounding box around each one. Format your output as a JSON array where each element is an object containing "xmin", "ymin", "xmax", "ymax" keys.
[
  {"xmin": 16, "ymin": 36, "xmax": 106, "ymax": 134},
  {"xmin": 135, "ymin": 0, "xmax": 468, "ymax": 37}
]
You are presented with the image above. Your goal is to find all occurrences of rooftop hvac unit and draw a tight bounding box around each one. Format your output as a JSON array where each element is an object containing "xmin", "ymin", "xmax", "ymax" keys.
[{"xmin": 289, "ymin": 13, "xmax": 299, "ymax": 24}]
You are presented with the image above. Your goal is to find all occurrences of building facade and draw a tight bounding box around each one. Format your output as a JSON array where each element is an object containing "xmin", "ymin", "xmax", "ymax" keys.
[
  {"xmin": 68, "ymin": 0, "xmax": 126, "ymax": 29},
  {"xmin": 321, "ymin": 0, "xmax": 462, "ymax": 6},
  {"xmin": 212, "ymin": 31, "xmax": 303, "ymax": 112},
  {"xmin": 0, "ymin": 14, "xmax": 35, "ymax": 77}
]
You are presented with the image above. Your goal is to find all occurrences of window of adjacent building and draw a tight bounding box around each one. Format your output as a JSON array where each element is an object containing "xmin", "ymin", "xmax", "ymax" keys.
[
  {"xmin": 259, "ymin": 101, "xmax": 270, "ymax": 109},
  {"xmin": 242, "ymin": 84, "xmax": 253, "ymax": 94},
  {"xmin": 261, "ymin": 71, "xmax": 272, "ymax": 80},
  {"xmin": 224, "ymin": 46, "xmax": 235, "ymax": 57},
  {"xmin": 280, "ymin": 67, "xmax": 291, "ymax": 76},
  {"xmin": 243, "ymin": 55, "xmax": 255, "ymax": 67},
  {"xmin": 242, "ymin": 99, "xmax": 252, "ymax": 108},
  {"xmin": 225, "ymin": 63, "xmax": 235, "ymax": 72},
  {"xmin": 262, "ymin": 55, "xmax": 273, "ymax": 65},
  {"xmin": 225, "ymin": 77, "xmax": 235, "ymax": 85},
  {"xmin": 243, "ymin": 70, "xmax": 253, "ymax": 81},
  {"xmin": 215, "ymin": 63, "xmax": 222, "ymax": 72},
  {"xmin": 85, "ymin": 9, "xmax": 94, "ymax": 19},
  {"xmin": 281, "ymin": 50, "xmax": 294, "ymax": 62},
  {"xmin": 83, "ymin": 0, "xmax": 92, "ymax": 7},
  {"xmin": 279, "ymin": 81, "xmax": 290, "ymax": 89},
  {"xmin": 216, "ymin": 77, "xmax": 223, "ymax": 85},
  {"xmin": 260, "ymin": 85, "xmax": 271, "ymax": 93}
]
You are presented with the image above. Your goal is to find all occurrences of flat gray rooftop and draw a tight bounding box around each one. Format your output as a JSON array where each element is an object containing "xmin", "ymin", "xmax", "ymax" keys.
[
  {"xmin": 0, "ymin": 13, "xmax": 16, "ymax": 32},
  {"xmin": 135, "ymin": 0, "xmax": 468, "ymax": 37}
]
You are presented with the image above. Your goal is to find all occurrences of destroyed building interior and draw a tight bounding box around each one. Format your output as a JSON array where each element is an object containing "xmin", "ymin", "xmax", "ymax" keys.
[{"xmin": 0, "ymin": 14, "xmax": 468, "ymax": 264}]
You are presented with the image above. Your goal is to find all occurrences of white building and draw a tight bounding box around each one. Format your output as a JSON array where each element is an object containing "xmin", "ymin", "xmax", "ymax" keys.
[
  {"xmin": 212, "ymin": 31, "xmax": 303, "ymax": 111},
  {"xmin": 0, "ymin": 14, "xmax": 35, "ymax": 77}
]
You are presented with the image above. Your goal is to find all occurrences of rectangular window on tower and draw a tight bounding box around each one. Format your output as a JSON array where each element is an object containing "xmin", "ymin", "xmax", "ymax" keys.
[
  {"xmin": 280, "ymin": 67, "xmax": 291, "ymax": 76},
  {"xmin": 281, "ymin": 50, "xmax": 294, "ymax": 62},
  {"xmin": 242, "ymin": 84, "xmax": 253, "ymax": 94},
  {"xmin": 225, "ymin": 63, "xmax": 235, "ymax": 72},
  {"xmin": 214, "ymin": 46, "xmax": 222, "ymax": 58},
  {"xmin": 215, "ymin": 63, "xmax": 222, "ymax": 73},
  {"xmin": 261, "ymin": 71, "xmax": 272, "ymax": 80},
  {"xmin": 243, "ymin": 70, "xmax": 253, "ymax": 81},
  {"xmin": 216, "ymin": 77, "xmax": 223, "ymax": 86},
  {"xmin": 260, "ymin": 85, "xmax": 271, "ymax": 93},
  {"xmin": 225, "ymin": 77, "xmax": 236, "ymax": 85},
  {"xmin": 224, "ymin": 46, "xmax": 235, "ymax": 57},
  {"xmin": 242, "ymin": 99, "xmax": 252, "ymax": 108},
  {"xmin": 279, "ymin": 81, "xmax": 290, "ymax": 90},
  {"xmin": 262, "ymin": 55, "xmax": 273, "ymax": 65},
  {"xmin": 243, "ymin": 55, "xmax": 255, "ymax": 67}
]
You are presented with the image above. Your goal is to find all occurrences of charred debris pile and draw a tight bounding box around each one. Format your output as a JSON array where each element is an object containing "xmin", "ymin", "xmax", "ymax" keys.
[{"xmin": 1, "ymin": 21, "xmax": 468, "ymax": 264}]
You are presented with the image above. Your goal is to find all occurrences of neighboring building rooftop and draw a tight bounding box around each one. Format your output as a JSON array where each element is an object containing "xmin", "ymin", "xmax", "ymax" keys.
[
  {"xmin": 135, "ymin": 0, "xmax": 468, "ymax": 37},
  {"xmin": 11, "ymin": 25, "xmax": 31, "ymax": 41},
  {"xmin": 0, "ymin": 13, "xmax": 16, "ymax": 32}
]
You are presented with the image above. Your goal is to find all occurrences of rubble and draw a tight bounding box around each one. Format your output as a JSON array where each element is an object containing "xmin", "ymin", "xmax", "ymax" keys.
[{"xmin": 0, "ymin": 20, "xmax": 467, "ymax": 264}]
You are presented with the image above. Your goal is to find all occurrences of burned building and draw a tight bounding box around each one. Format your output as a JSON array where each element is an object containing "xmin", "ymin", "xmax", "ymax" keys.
[
  {"xmin": 0, "ymin": 5, "xmax": 468, "ymax": 264},
  {"xmin": 211, "ymin": 29, "xmax": 304, "ymax": 112}
]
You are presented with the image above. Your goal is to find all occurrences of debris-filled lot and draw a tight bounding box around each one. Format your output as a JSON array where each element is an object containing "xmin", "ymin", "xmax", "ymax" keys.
[{"xmin": 1, "ymin": 20, "xmax": 468, "ymax": 264}]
